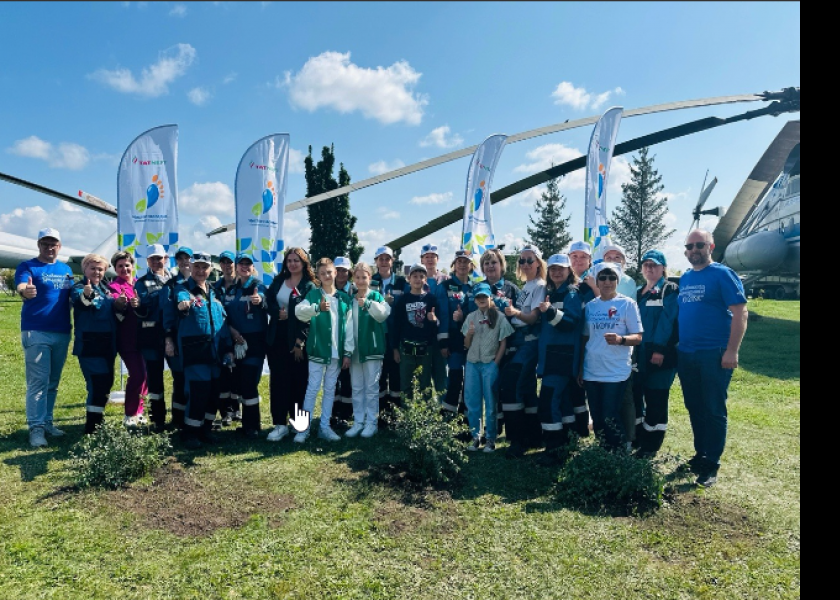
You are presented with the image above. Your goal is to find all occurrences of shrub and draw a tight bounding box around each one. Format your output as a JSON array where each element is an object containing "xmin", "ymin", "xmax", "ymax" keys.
[
  {"xmin": 554, "ymin": 443, "xmax": 665, "ymax": 516},
  {"xmin": 69, "ymin": 419, "xmax": 171, "ymax": 489},
  {"xmin": 390, "ymin": 374, "xmax": 469, "ymax": 486}
]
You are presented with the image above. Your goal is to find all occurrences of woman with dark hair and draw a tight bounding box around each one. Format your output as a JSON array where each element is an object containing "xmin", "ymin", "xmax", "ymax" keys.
[{"xmin": 265, "ymin": 247, "xmax": 317, "ymax": 442}]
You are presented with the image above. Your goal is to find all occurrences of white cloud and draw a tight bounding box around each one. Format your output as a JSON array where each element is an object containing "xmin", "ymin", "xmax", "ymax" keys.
[
  {"xmin": 514, "ymin": 143, "xmax": 583, "ymax": 174},
  {"xmin": 551, "ymin": 81, "xmax": 625, "ymax": 110},
  {"xmin": 356, "ymin": 228, "xmax": 390, "ymax": 263},
  {"xmin": 181, "ymin": 215, "xmax": 234, "ymax": 257},
  {"xmin": 0, "ymin": 204, "xmax": 114, "ymax": 252},
  {"xmin": 187, "ymin": 86, "xmax": 212, "ymax": 106},
  {"xmin": 169, "ymin": 4, "xmax": 187, "ymax": 17},
  {"xmin": 368, "ymin": 159, "xmax": 405, "ymax": 175},
  {"xmin": 288, "ymin": 148, "xmax": 305, "ymax": 174},
  {"xmin": 6, "ymin": 135, "xmax": 90, "ymax": 170},
  {"xmin": 222, "ymin": 72, "xmax": 237, "ymax": 84},
  {"xmin": 179, "ymin": 182, "xmax": 235, "ymax": 216},
  {"xmin": 409, "ymin": 191, "xmax": 454, "ymax": 206},
  {"xmin": 419, "ymin": 125, "xmax": 463, "ymax": 149},
  {"xmin": 283, "ymin": 51, "xmax": 428, "ymax": 125},
  {"xmin": 378, "ymin": 207, "xmax": 400, "ymax": 220},
  {"xmin": 88, "ymin": 43, "xmax": 197, "ymax": 98}
]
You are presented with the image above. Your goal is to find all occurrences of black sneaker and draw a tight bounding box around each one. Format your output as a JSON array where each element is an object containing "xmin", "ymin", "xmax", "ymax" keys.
[
  {"xmin": 505, "ymin": 441, "xmax": 527, "ymax": 460},
  {"xmin": 232, "ymin": 410, "xmax": 243, "ymax": 422},
  {"xmin": 687, "ymin": 454, "xmax": 705, "ymax": 474},
  {"xmin": 237, "ymin": 428, "xmax": 260, "ymax": 440},
  {"xmin": 466, "ymin": 437, "xmax": 481, "ymax": 452},
  {"xmin": 695, "ymin": 461, "xmax": 719, "ymax": 488}
]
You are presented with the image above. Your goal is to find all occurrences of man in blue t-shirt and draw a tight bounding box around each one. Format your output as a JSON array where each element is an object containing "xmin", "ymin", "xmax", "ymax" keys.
[
  {"xmin": 678, "ymin": 229, "xmax": 748, "ymax": 488},
  {"xmin": 14, "ymin": 228, "xmax": 74, "ymax": 448}
]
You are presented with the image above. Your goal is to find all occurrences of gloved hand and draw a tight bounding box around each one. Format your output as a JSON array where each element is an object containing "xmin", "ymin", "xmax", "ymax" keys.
[{"xmin": 234, "ymin": 339, "xmax": 248, "ymax": 360}]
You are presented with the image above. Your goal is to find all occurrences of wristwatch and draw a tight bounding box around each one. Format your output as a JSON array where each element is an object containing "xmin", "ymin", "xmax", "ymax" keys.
[{"xmin": 619, "ymin": 336, "xmax": 626, "ymax": 345}]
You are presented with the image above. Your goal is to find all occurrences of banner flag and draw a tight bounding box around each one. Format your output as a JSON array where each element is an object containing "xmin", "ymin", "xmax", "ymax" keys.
[
  {"xmin": 584, "ymin": 106, "xmax": 623, "ymax": 262},
  {"xmin": 117, "ymin": 125, "xmax": 180, "ymax": 274},
  {"xmin": 461, "ymin": 133, "xmax": 507, "ymax": 281},
  {"xmin": 235, "ymin": 134, "xmax": 290, "ymax": 286}
]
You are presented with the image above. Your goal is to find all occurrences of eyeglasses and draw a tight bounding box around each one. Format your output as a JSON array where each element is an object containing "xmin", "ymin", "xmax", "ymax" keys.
[
  {"xmin": 598, "ymin": 275, "xmax": 618, "ymax": 282},
  {"xmin": 519, "ymin": 258, "xmax": 535, "ymax": 265},
  {"xmin": 684, "ymin": 242, "xmax": 708, "ymax": 251}
]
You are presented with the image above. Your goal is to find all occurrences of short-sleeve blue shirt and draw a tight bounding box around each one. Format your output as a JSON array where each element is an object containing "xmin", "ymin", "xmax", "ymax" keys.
[
  {"xmin": 15, "ymin": 259, "xmax": 74, "ymax": 333},
  {"xmin": 678, "ymin": 263, "xmax": 747, "ymax": 352}
]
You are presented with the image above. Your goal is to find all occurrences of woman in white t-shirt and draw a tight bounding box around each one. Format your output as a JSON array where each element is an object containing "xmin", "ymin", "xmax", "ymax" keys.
[
  {"xmin": 499, "ymin": 244, "xmax": 547, "ymax": 459},
  {"xmin": 579, "ymin": 262, "xmax": 643, "ymax": 450}
]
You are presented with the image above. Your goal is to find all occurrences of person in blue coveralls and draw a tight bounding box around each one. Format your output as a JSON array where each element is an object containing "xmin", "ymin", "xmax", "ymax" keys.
[
  {"xmin": 419, "ymin": 243, "xmax": 449, "ymax": 404},
  {"xmin": 633, "ymin": 250, "xmax": 680, "ymax": 458},
  {"xmin": 161, "ymin": 246, "xmax": 194, "ymax": 430},
  {"xmin": 371, "ymin": 246, "xmax": 407, "ymax": 425},
  {"xmin": 71, "ymin": 254, "xmax": 118, "ymax": 435},
  {"xmin": 567, "ymin": 240, "xmax": 597, "ymax": 438},
  {"xmin": 678, "ymin": 230, "xmax": 748, "ymax": 488},
  {"xmin": 165, "ymin": 251, "xmax": 234, "ymax": 450},
  {"xmin": 213, "ymin": 250, "xmax": 241, "ymax": 427}
]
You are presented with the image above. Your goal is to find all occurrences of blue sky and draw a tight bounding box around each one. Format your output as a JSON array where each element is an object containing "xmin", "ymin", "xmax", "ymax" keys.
[{"xmin": 0, "ymin": 1, "xmax": 800, "ymax": 269}]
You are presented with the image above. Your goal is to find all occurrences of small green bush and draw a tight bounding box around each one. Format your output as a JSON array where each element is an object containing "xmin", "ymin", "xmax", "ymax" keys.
[
  {"xmin": 69, "ymin": 419, "xmax": 171, "ymax": 489},
  {"xmin": 555, "ymin": 443, "xmax": 665, "ymax": 515},
  {"xmin": 391, "ymin": 375, "xmax": 469, "ymax": 485}
]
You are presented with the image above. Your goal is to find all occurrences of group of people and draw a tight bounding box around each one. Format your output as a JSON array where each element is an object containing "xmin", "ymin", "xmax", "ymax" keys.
[{"xmin": 15, "ymin": 226, "xmax": 747, "ymax": 487}]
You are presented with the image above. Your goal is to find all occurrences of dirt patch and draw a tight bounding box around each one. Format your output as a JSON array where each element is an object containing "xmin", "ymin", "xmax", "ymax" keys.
[{"xmin": 94, "ymin": 458, "xmax": 295, "ymax": 537}]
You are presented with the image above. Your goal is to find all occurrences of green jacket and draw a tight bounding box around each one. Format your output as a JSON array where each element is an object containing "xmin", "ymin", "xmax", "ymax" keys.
[
  {"xmin": 352, "ymin": 290, "xmax": 391, "ymax": 363},
  {"xmin": 295, "ymin": 287, "xmax": 354, "ymax": 364}
]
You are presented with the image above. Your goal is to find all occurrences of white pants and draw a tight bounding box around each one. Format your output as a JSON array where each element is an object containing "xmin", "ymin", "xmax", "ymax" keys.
[
  {"xmin": 350, "ymin": 359, "xmax": 382, "ymax": 425},
  {"xmin": 303, "ymin": 359, "xmax": 341, "ymax": 430}
]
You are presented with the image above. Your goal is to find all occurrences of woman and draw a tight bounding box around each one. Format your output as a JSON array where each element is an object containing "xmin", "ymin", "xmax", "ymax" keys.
[
  {"xmin": 109, "ymin": 251, "xmax": 148, "ymax": 427},
  {"xmin": 498, "ymin": 244, "xmax": 546, "ymax": 459},
  {"xmin": 579, "ymin": 262, "xmax": 643, "ymax": 450},
  {"xmin": 567, "ymin": 240, "xmax": 598, "ymax": 437},
  {"xmin": 265, "ymin": 248, "xmax": 317, "ymax": 442},
  {"xmin": 72, "ymin": 254, "xmax": 117, "ymax": 434},
  {"xmin": 535, "ymin": 254, "xmax": 584, "ymax": 465},
  {"xmin": 226, "ymin": 252, "xmax": 269, "ymax": 438},
  {"xmin": 213, "ymin": 250, "xmax": 240, "ymax": 426},
  {"xmin": 633, "ymin": 250, "xmax": 679, "ymax": 457}
]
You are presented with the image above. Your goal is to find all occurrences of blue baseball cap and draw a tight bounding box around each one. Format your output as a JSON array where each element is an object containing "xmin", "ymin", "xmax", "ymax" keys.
[
  {"xmin": 236, "ymin": 251, "xmax": 254, "ymax": 264},
  {"xmin": 219, "ymin": 250, "xmax": 235, "ymax": 263},
  {"xmin": 334, "ymin": 256, "xmax": 352, "ymax": 270},
  {"xmin": 473, "ymin": 282, "xmax": 493, "ymax": 298},
  {"xmin": 642, "ymin": 249, "xmax": 667, "ymax": 266},
  {"xmin": 175, "ymin": 246, "xmax": 193, "ymax": 258}
]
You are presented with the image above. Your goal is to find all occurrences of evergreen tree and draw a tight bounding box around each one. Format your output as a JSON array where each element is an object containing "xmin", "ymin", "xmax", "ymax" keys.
[
  {"xmin": 525, "ymin": 175, "xmax": 572, "ymax": 258},
  {"xmin": 610, "ymin": 147, "xmax": 675, "ymax": 274},
  {"xmin": 304, "ymin": 144, "xmax": 364, "ymax": 262}
]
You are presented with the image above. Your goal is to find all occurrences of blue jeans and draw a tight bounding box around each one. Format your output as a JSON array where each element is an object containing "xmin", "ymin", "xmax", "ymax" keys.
[
  {"xmin": 584, "ymin": 379, "xmax": 629, "ymax": 449},
  {"xmin": 678, "ymin": 349, "xmax": 733, "ymax": 466},
  {"xmin": 21, "ymin": 330, "xmax": 70, "ymax": 430},
  {"xmin": 464, "ymin": 361, "xmax": 499, "ymax": 441}
]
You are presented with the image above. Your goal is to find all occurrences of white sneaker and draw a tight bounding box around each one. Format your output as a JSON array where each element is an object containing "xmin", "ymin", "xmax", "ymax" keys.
[
  {"xmin": 123, "ymin": 415, "xmax": 137, "ymax": 428},
  {"xmin": 293, "ymin": 429, "xmax": 310, "ymax": 444},
  {"xmin": 44, "ymin": 423, "xmax": 66, "ymax": 437},
  {"xmin": 360, "ymin": 423, "xmax": 378, "ymax": 438},
  {"xmin": 345, "ymin": 423, "xmax": 365, "ymax": 438},
  {"xmin": 29, "ymin": 428, "xmax": 48, "ymax": 448},
  {"xmin": 267, "ymin": 425, "xmax": 289, "ymax": 442},
  {"xmin": 318, "ymin": 426, "xmax": 341, "ymax": 442},
  {"xmin": 135, "ymin": 414, "xmax": 148, "ymax": 426}
]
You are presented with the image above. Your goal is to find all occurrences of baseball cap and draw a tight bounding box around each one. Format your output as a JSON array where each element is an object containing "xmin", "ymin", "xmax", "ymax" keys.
[
  {"xmin": 175, "ymin": 246, "xmax": 193, "ymax": 258},
  {"xmin": 191, "ymin": 251, "xmax": 212, "ymax": 265},
  {"xmin": 568, "ymin": 241, "xmax": 592, "ymax": 256},
  {"xmin": 642, "ymin": 249, "xmax": 667, "ymax": 266},
  {"xmin": 592, "ymin": 261, "xmax": 623, "ymax": 280},
  {"xmin": 520, "ymin": 244, "xmax": 543, "ymax": 259},
  {"xmin": 236, "ymin": 251, "xmax": 254, "ymax": 264},
  {"xmin": 601, "ymin": 243, "xmax": 627, "ymax": 260},
  {"xmin": 454, "ymin": 249, "xmax": 473, "ymax": 260},
  {"xmin": 473, "ymin": 282, "xmax": 492, "ymax": 298},
  {"xmin": 420, "ymin": 243, "xmax": 439, "ymax": 257},
  {"xmin": 219, "ymin": 250, "xmax": 235, "ymax": 263},
  {"xmin": 374, "ymin": 245, "xmax": 394, "ymax": 259},
  {"xmin": 147, "ymin": 244, "xmax": 167, "ymax": 258},
  {"xmin": 334, "ymin": 256, "xmax": 352, "ymax": 270},
  {"xmin": 547, "ymin": 254, "xmax": 571, "ymax": 268},
  {"xmin": 409, "ymin": 263, "xmax": 427, "ymax": 275},
  {"xmin": 37, "ymin": 227, "xmax": 61, "ymax": 242}
]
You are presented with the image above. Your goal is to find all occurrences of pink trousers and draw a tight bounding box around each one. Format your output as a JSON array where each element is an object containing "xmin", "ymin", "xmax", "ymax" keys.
[{"xmin": 120, "ymin": 351, "xmax": 148, "ymax": 417}]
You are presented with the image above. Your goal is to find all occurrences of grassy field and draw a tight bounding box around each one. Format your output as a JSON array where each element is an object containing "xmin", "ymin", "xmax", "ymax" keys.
[{"xmin": 0, "ymin": 295, "xmax": 800, "ymax": 599}]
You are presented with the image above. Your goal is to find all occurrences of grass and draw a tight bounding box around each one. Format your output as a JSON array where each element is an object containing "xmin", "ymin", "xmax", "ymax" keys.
[{"xmin": 0, "ymin": 295, "xmax": 800, "ymax": 599}]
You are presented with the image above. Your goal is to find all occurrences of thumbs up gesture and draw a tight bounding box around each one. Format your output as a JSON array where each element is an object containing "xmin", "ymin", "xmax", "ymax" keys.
[
  {"xmin": 357, "ymin": 294, "xmax": 367, "ymax": 309},
  {"xmin": 504, "ymin": 304, "xmax": 518, "ymax": 318},
  {"xmin": 83, "ymin": 282, "xmax": 93, "ymax": 298},
  {"xmin": 319, "ymin": 294, "xmax": 330, "ymax": 313},
  {"xmin": 249, "ymin": 286, "xmax": 261, "ymax": 305},
  {"xmin": 178, "ymin": 299, "xmax": 192, "ymax": 312},
  {"xmin": 115, "ymin": 291, "xmax": 128, "ymax": 310},
  {"xmin": 427, "ymin": 307, "xmax": 437, "ymax": 322},
  {"xmin": 129, "ymin": 294, "xmax": 140, "ymax": 308},
  {"xmin": 539, "ymin": 294, "xmax": 551, "ymax": 313},
  {"xmin": 20, "ymin": 276, "xmax": 37, "ymax": 300},
  {"xmin": 468, "ymin": 319, "xmax": 476, "ymax": 335},
  {"xmin": 453, "ymin": 303, "xmax": 464, "ymax": 322}
]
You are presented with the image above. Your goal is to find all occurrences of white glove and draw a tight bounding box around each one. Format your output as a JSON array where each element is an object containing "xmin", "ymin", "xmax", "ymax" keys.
[{"xmin": 235, "ymin": 339, "xmax": 248, "ymax": 360}]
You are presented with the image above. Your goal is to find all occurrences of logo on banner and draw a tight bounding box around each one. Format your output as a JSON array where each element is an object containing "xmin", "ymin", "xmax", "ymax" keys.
[
  {"xmin": 252, "ymin": 181, "xmax": 276, "ymax": 216},
  {"xmin": 132, "ymin": 156, "xmax": 167, "ymax": 166},
  {"xmin": 598, "ymin": 163, "xmax": 607, "ymax": 198},
  {"xmin": 473, "ymin": 180, "xmax": 486, "ymax": 213},
  {"xmin": 136, "ymin": 175, "xmax": 165, "ymax": 213}
]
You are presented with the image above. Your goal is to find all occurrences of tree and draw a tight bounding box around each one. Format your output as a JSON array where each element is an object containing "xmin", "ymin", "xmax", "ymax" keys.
[
  {"xmin": 304, "ymin": 144, "xmax": 364, "ymax": 262},
  {"xmin": 525, "ymin": 174, "xmax": 572, "ymax": 258},
  {"xmin": 610, "ymin": 147, "xmax": 675, "ymax": 275}
]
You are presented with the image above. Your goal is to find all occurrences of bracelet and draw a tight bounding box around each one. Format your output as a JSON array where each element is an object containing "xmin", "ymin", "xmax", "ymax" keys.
[{"xmin": 619, "ymin": 335, "xmax": 626, "ymax": 345}]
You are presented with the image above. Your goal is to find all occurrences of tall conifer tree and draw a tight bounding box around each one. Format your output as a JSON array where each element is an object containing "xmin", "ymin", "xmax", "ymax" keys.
[{"xmin": 525, "ymin": 175, "xmax": 572, "ymax": 258}]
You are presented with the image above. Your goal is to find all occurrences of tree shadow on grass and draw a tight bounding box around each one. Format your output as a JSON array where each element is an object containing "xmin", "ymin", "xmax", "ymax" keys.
[
  {"xmin": 1, "ymin": 423, "xmax": 87, "ymax": 482},
  {"xmin": 739, "ymin": 315, "xmax": 800, "ymax": 380}
]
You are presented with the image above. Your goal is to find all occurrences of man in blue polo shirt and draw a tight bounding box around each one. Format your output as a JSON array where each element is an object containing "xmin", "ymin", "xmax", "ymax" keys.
[
  {"xmin": 678, "ymin": 229, "xmax": 748, "ymax": 487},
  {"xmin": 15, "ymin": 228, "xmax": 75, "ymax": 448}
]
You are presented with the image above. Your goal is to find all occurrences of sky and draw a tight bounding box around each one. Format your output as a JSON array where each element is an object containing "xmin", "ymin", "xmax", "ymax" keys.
[{"xmin": 0, "ymin": 1, "xmax": 800, "ymax": 270}]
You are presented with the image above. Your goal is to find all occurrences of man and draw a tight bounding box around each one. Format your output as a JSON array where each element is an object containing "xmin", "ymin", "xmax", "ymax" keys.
[
  {"xmin": 372, "ymin": 246, "xmax": 407, "ymax": 421},
  {"xmin": 601, "ymin": 243, "xmax": 640, "ymax": 298},
  {"xmin": 678, "ymin": 229, "xmax": 748, "ymax": 488},
  {"xmin": 162, "ymin": 246, "xmax": 194, "ymax": 429},
  {"xmin": 15, "ymin": 228, "xmax": 74, "ymax": 447},
  {"xmin": 419, "ymin": 243, "xmax": 449, "ymax": 404},
  {"xmin": 333, "ymin": 256, "xmax": 355, "ymax": 424}
]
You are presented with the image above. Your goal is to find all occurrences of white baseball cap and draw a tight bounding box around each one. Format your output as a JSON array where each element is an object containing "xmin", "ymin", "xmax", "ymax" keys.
[
  {"xmin": 147, "ymin": 244, "xmax": 167, "ymax": 258},
  {"xmin": 374, "ymin": 245, "xmax": 394, "ymax": 259},
  {"xmin": 334, "ymin": 256, "xmax": 352, "ymax": 270},
  {"xmin": 37, "ymin": 227, "xmax": 61, "ymax": 242},
  {"xmin": 547, "ymin": 254, "xmax": 571, "ymax": 268},
  {"xmin": 520, "ymin": 244, "xmax": 543, "ymax": 259},
  {"xmin": 408, "ymin": 263, "xmax": 427, "ymax": 275},
  {"xmin": 592, "ymin": 261, "xmax": 624, "ymax": 280},
  {"xmin": 568, "ymin": 241, "xmax": 592, "ymax": 256},
  {"xmin": 420, "ymin": 243, "xmax": 439, "ymax": 257},
  {"xmin": 601, "ymin": 243, "xmax": 627, "ymax": 260},
  {"xmin": 190, "ymin": 251, "xmax": 212, "ymax": 265}
]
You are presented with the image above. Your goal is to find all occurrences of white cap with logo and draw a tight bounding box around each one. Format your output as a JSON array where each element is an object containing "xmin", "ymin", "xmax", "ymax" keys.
[
  {"xmin": 568, "ymin": 241, "xmax": 592, "ymax": 256},
  {"xmin": 37, "ymin": 228, "xmax": 61, "ymax": 242},
  {"xmin": 147, "ymin": 244, "xmax": 167, "ymax": 258},
  {"xmin": 374, "ymin": 246, "xmax": 394, "ymax": 259},
  {"xmin": 334, "ymin": 256, "xmax": 352, "ymax": 270}
]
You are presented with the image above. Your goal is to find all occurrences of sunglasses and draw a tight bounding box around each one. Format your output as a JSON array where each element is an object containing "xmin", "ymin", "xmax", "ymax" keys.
[
  {"xmin": 598, "ymin": 275, "xmax": 618, "ymax": 282},
  {"xmin": 684, "ymin": 242, "xmax": 708, "ymax": 251},
  {"xmin": 518, "ymin": 258, "xmax": 536, "ymax": 265}
]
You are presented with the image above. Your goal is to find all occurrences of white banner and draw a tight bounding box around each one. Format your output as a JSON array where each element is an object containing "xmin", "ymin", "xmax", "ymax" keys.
[
  {"xmin": 235, "ymin": 134, "xmax": 290, "ymax": 286},
  {"xmin": 461, "ymin": 134, "xmax": 507, "ymax": 280},
  {"xmin": 584, "ymin": 107, "xmax": 623, "ymax": 262},
  {"xmin": 117, "ymin": 125, "xmax": 180, "ymax": 274}
]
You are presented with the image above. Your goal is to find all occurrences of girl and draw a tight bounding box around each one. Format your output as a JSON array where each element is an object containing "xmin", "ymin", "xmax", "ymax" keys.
[
  {"xmin": 347, "ymin": 262, "xmax": 391, "ymax": 438},
  {"xmin": 461, "ymin": 283, "xmax": 514, "ymax": 453}
]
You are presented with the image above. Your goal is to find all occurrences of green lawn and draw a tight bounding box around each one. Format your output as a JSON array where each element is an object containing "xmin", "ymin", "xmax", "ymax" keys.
[{"xmin": 0, "ymin": 296, "xmax": 800, "ymax": 599}]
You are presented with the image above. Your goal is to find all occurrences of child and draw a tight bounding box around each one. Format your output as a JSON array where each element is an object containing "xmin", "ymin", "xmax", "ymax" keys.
[
  {"xmin": 390, "ymin": 263, "xmax": 439, "ymax": 400},
  {"xmin": 461, "ymin": 282, "xmax": 514, "ymax": 452},
  {"xmin": 347, "ymin": 262, "xmax": 391, "ymax": 438},
  {"xmin": 294, "ymin": 258, "xmax": 355, "ymax": 442}
]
